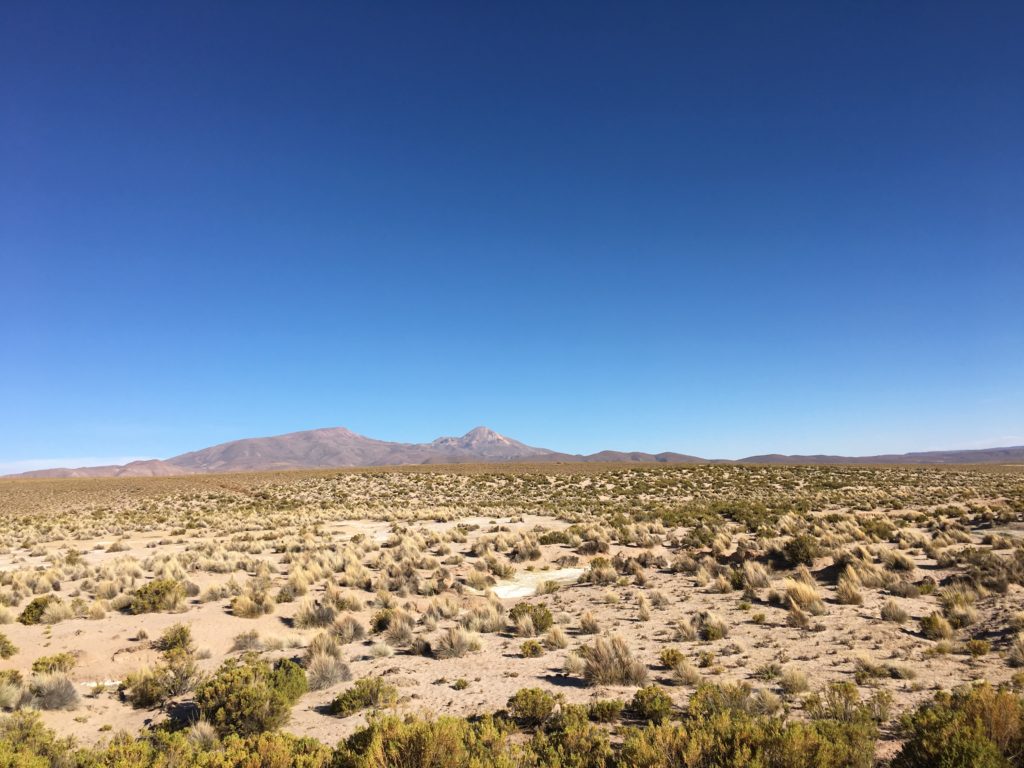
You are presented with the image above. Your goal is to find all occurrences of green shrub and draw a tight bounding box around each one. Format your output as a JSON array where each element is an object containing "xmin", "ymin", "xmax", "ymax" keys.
[
  {"xmin": 153, "ymin": 623, "xmax": 194, "ymax": 654},
  {"xmin": 539, "ymin": 530, "xmax": 572, "ymax": 545},
  {"xmin": 965, "ymin": 639, "xmax": 991, "ymax": 657},
  {"xmin": 0, "ymin": 714, "xmax": 331, "ymax": 767},
  {"xmin": 530, "ymin": 704, "xmax": 613, "ymax": 768},
  {"xmin": 629, "ymin": 685, "xmax": 673, "ymax": 723},
  {"xmin": 161, "ymin": 647, "xmax": 202, "ymax": 697},
  {"xmin": 333, "ymin": 713, "xmax": 516, "ymax": 767},
  {"xmin": 31, "ymin": 653, "xmax": 75, "ymax": 674},
  {"xmin": 619, "ymin": 708, "xmax": 876, "ymax": 768},
  {"xmin": 194, "ymin": 654, "xmax": 306, "ymax": 736},
  {"xmin": 17, "ymin": 596, "xmax": 56, "ymax": 626},
  {"xmin": 892, "ymin": 683, "xmax": 1023, "ymax": 768},
  {"xmin": 619, "ymin": 681, "xmax": 877, "ymax": 768},
  {"xmin": 804, "ymin": 681, "xmax": 892, "ymax": 725},
  {"xmin": 0, "ymin": 710, "xmax": 77, "ymax": 764},
  {"xmin": 783, "ymin": 534, "xmax": 819, "ymax": 567},
  {"xmin": 589, "ymin": 698, "xmax": 624, "ymax": 723},
  {"xmin": 122, "ymin": 644, "xmax": 201, "ymax": 708},
  {"xmin": 0, "ymin": 635, "xmax": 16, "ymax": 661},
  {"xmin": 508, "ymin": 603, "xmax": 554, "ymax": 634},
  {"xmin": 122, "ymin": 667, "xmax": 167, "ymax": 709},
  {"xmin": 507, "ymin": 688, "xmax": 558, "ymax": 727},
  {"xmin": 329, "ymin": 677, "xmax": 399, "ymax": 718},
  {"xmin": 129, "ymin": 579, "xmax": 185, "ymax": 614},
  {"xmin": 0, "ymin": 679, "xmax": 885, "ymax": 768},
  {"xmin": 520, "ymin": 640, "xmax": 543, "ymax": 658},
  {"xmin": 658, "ymin": 647, "xmax": 684, "ymax": 669}
]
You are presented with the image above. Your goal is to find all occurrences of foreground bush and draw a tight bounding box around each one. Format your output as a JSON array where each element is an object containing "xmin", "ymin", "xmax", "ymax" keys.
[
  {"xmin": 28, "ymin": 680, "xmax": 1024, "ymax": 767},
  {"xmin": 891, "ymin": 683, "xmax": 1024, "ymax": 768},
  {"xmin": 620, "ymin": 681, "xmax": 877, "ymax": 768},
  {"xmin": 507, "ymin": 688, "xmax": 559, "ymax": 727},
  {"xmin": 0, "ymin": 712, "xmax": 333, "ymax": 767},
  {"xmin": 333, "ymin": 713, "xmax": 517, "ymax": 768},
  {"xmin": 629, "ymin": 685, "xmax": 673, "ymax": 723},
  {"xmin": 194, "ymin": 653, "xmax": 307, "ymax": 736},
  {"xmin": 122, "ymin": 625, "xmax": 202, "ymax": 708}
]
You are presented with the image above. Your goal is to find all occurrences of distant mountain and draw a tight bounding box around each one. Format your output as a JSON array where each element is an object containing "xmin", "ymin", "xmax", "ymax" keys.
[
  {"xmin": 559, "ymin": 450, "xmax": 704, "ymax": 464},
  {"xmin": 7, "ymin": 428, "xmax": 1023, "ymax": 478},
  {"xmin": 738, "ymin": 445, "xmax": 1024, "ymax": 465},
  {"xmin": 14, "ymin": 427, "xmax": 558, "ymax": 478}
]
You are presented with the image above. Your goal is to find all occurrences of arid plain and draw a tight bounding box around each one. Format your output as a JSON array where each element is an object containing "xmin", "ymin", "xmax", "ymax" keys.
[{"xmin": 1, "ymin": 462, "xmax": 1023, "ymax": 766}]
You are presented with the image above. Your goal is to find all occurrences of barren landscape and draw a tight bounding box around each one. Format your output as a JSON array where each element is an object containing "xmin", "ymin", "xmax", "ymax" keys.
[{"xmin": 1, "ymin": 462, "xmax": 1023, "ymax": 765}]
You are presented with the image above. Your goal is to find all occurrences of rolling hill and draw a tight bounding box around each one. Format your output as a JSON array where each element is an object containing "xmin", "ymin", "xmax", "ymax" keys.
[{"xmin": 8, "ymin": 427, "xmax": 1023, "ymax": 477}]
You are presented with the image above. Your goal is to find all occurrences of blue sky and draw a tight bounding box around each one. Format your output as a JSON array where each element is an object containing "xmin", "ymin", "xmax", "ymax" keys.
[{"xmin": 2, "ymin": 1, "xmax": 1022, "ymax": 470}]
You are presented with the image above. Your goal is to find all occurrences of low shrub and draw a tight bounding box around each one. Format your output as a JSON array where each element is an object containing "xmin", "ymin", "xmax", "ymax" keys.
[
  {"xmin": 696, "ymin": 612, "xmax": 729, "ymax": 641},
  {"xmin": 129, "ymin": 579, "xmax": 185, "ymax": 614},
  {"xmin": 329, "ymin": 677, "xmax": 398, "ymax": 717},
  {"xmin": 194, "ymin": 654, "xmax": 307, "ymax": 736},
  {"xmin": 17, "ymin": 596, "xmax": 56, "ymax": 626},
  {"xmin": 892, "ymin": 683, "xmax": 1024, "ymax": 768},
  {"xmin": 783, "ymin": 534, "xmax": 819, "ymax": 567},
  {"xmin": 507, "ymin": 688, "xmax": 558, "ymax": 727},
  {"xmin": 589, "ymin": 698, "xmax": 624, "ymax": 723},
  {"xmin": 521, "ymin": 640, "xmax": 543, "ymax": 658},
  {"xmin": 0, "ymin": 635, "xmax": 16, "ymax": 661},
  {"xmin": 294, "ymin": 599, "xmax": 337, "ymax": 629},
  {"xmin": 509, "ymin": 603, "xmax": 554, "ymax": 634},
  {"xmin": 433, "ymin": 627, "xmax": 481, "ymax": 659},
  {"xmin": 231, "ymin": 592, "xmax": 274, "ymax": 618},
  {"xmin": 306, "ymin": 652, "xmax": 351, "ymax": 691},
  {"xmin": 580, "ymin": 634, "xmax": 648, "ymax": 686},
  {"xmin": 334, "ymin": 615, "xmax": 367, "ymax": 644},
  {"xmin": 881, "ymin": 599, "xmax": 909, "ymax": 624},
  {"xmin": 153, "ymin": 623, "xmax": 194, "ymax": 654},
  {"xmin": 27, "ymin": 673, "xmax": 79, "ymax": 711},
  {"xmin": 920, "ymin": 612, "xmax": 954, "ymax": 641},
  {"xmin": 31, "ymin": 653, "xmax": 75, "ymax": 675},
  {"xmin": 629, "ymin": 685, "xmax": 673, "ymax": 723}
]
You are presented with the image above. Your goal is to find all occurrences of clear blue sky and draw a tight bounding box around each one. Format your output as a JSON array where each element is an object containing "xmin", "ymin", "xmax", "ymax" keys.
[{"xmin": 2, "ymin": 2, "xmax": 1022, "ymax": 471}]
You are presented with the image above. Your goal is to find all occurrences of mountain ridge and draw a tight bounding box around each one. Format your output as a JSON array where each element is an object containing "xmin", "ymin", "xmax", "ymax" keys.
[{"xmin": 8, "ymin": 427, "xmax": 1024, "ymax": 477}]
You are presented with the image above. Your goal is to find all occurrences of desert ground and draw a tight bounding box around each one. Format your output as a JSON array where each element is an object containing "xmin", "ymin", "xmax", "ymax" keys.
[{"xmin": 1, "ymin": 462, "xmax": 1023, "ymax": 766}]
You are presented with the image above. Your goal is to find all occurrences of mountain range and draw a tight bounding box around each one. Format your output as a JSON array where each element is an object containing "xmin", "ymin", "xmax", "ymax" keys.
[{"xmin": 8, "ymin": 427, "xmax": 1023, "ymax": 478}]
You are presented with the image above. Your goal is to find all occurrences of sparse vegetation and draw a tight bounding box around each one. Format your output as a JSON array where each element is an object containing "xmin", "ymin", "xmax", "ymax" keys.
[
  {"xmin": 580, "ymin": 634, "xmax": 648, "ymax": 686},
  {"xmin": 329, "ymin": 677, "xmax": 398, "ymax": 717},
  {"xmin": 194, "ymin": 654, "xmax": 306, "ymax": 736},
  {"xmin": 0, "ymin": 462, "xmax": 1019, "ymax": 763}
]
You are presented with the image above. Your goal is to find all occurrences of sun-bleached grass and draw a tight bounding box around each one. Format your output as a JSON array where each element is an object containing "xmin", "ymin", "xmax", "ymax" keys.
[
  {"xmin": 580, "ymin": 634, "xmax": 648, "ymax": 686},
  {"xmin": 433, "ymin": 627, "xmax": 481, "ymax": 659}
]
